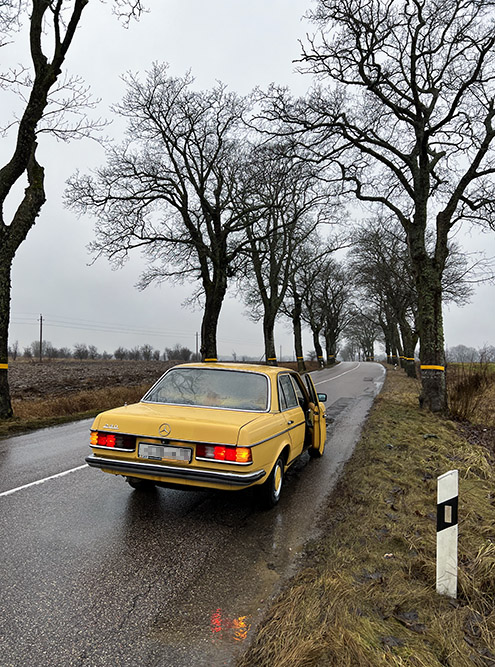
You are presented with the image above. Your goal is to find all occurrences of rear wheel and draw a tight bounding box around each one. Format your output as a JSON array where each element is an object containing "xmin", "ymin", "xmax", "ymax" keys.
[
  {"xmin": 126, "ymin": 476, "xmax": 156, "ymax": 490},
  {"xmin": 259, "ymin": 455, "xmax": 285, "ymax": 508}
]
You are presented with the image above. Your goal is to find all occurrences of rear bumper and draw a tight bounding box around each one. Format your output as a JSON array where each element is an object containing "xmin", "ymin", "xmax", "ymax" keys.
[{"xmin": 85, "ymin": 454, "xmax": 266, "ymax": 487}]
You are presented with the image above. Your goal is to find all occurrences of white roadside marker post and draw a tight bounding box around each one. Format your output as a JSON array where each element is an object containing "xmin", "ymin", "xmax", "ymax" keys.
[{"xmin": 436, "ymin": 470, "xmax": 459, "ymax": 598}]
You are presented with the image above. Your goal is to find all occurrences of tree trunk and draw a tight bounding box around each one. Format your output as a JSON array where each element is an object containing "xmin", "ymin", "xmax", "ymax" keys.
[
  {"xmin": 324, "ymin": 332, "xmax": 337, "ymax": 366},
  {"xmin": 312, "ymin": 328, "xmax": 324, "ymax": 367},
  {"xmin": 0, "ymin": 147, "xmax": 46, "ymax": 419},
  {"xmin": 200, "ymin": 277, "xmax": 227, "ymax": 361},
  {"xmin": 415, "ymin": 266, "xmax": 447, "ymax": 411},
  {"xmin": 380, "ymin": 315, "xmax": 396, "ymax": 365},
  {"xmin": 382, "ymin": 330, "xmax": 392, "ymax": 364},
  {"xmin": 398, "ymin": 318, "xmax": 418, "ymax": 379},
  {"xmin": 263, "ymin": 310, "xmax": 278, "ymax": 366},
  {"xmin": 392, "ymin": 325, "xmax": 403, "ymax": 367},
  {"xmin": 291, "ymin": 289, "xmax": 306, "ymax": 372},
  {"xmin": 0, "ymin": 257, "xmax": 13, "ymax": 418},
  {"xmin": 409, "ymin": 226, "xmax": 448, "ymax": 412}
]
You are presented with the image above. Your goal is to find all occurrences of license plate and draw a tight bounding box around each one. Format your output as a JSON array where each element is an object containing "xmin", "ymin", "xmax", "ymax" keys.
[{"xmin": 138, "ymin": 442, "xmax": 192, "ymax": 463}]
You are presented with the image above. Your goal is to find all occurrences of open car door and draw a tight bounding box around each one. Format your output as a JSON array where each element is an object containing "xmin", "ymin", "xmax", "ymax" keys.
[{"xmin": 304, "ymin": 374, "xmax": 326, "ymax": 457}]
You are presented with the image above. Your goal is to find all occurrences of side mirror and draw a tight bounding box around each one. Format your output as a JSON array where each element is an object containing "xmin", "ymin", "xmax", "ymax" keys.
[{"xmin": 317, "ymin": 393, "xmax": 327, "ymax": 402}]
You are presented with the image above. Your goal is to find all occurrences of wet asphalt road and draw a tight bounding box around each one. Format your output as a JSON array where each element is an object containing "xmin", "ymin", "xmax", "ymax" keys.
[{"xmin": 0, "ymin": 361, "xmax": 385, "ymax": 667}]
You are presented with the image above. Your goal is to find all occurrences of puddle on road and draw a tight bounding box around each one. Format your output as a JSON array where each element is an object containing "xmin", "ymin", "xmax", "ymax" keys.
[
  {"xmin": 149, "ymin": 556, "xmax": 281, "ymax": 661},
  {"xmin": 210, "ymin": 608, "xmax": 251, "ymax": 643}
]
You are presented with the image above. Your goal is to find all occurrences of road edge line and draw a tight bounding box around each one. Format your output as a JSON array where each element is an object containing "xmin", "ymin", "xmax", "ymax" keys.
[{"xmin": 0, "ymin": 464, "xmax": 88, "ymax": 498}]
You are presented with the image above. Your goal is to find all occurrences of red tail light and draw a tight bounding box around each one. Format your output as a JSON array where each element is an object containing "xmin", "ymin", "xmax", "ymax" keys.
[
  {"xmin": 196, "ymin": 444, "xmax": 252, "ymax": 463},
  {"xmin": 90, "ymin": 431, "xmax": 135, "ymax": 450}
]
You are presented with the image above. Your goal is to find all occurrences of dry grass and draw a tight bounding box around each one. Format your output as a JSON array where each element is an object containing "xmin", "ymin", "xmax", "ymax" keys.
[
  {"xmin": 1, "ymin": 385, "xmax": 149, "ymax": 436},
  {"xmin": 237, "ymin": 371, "xmax": 495, "ymax": 667},
  {"xmin": 447, "ymin": 362, "xmax": 495, "ymax": 426}
]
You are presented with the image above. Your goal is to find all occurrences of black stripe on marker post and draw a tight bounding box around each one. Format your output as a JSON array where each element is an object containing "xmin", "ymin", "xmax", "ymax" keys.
[{"xmin": 437, "ymin": 496, "xmax": 458, "ymax": 532}]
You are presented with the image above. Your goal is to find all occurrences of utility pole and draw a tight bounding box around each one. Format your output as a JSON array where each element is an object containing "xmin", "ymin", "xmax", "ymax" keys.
[{"xmin": 39, "ymin": 314, "xmax": 43, "ymax": 363}]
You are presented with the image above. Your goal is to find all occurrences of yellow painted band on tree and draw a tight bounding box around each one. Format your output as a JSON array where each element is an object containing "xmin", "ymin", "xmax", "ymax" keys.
[
  {"xmin": 267, "ymin": 358, "xmax": 277, "ymax": 361},
  {"xmin": 420, "ymin": 365, "xmax": 445, "ymax": 371},
  {"xmin": 204, "ymin": 358, "xmax": 218, "ymax": 362},
  {"xmin": 0, "ymin": 363, "xmax": 8, "ymax": 370}
]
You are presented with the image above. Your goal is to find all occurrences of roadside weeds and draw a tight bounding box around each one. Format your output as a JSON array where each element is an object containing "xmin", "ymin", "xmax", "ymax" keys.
[
  {"xmin": 236, "ymin": 370, "xmax": 495, "ymax": 667},
  {"xmin": 1, "ymin": 385, "xmax": 148, "ymax": 437}
]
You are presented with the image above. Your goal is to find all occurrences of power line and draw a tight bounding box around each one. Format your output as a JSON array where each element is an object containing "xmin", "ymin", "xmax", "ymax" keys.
[
  {"xmin": 11, "ymin": 312, "xmax": 264, "ymax": 348},
  {"xmin": 11, "ymin": 313, "xmax": 195, "ymax": 339}
]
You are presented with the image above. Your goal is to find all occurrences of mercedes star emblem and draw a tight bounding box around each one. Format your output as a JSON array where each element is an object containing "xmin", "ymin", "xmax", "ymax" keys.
[{"xmin": 159, "ymin": 423, "xmax": 171, "ymax": 437}]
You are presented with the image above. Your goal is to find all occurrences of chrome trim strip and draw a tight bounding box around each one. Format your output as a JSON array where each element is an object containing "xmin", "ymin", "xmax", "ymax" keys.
[
  {"xmin": 195, "ymin": 456, "xmax": 252, "ymax": 467},
  {"xmin": 90, "ymin": 446, "xmax": 136, "ymax": 453},
  {"xmin": 85, "ymin": 455, "xmax": 266, "ymax": 487}
]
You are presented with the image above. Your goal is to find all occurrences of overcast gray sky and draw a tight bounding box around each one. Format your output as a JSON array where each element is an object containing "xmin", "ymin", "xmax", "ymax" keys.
[{"xmin": 5, "ymin": 1, "xmax": 495, "ymax": 358}]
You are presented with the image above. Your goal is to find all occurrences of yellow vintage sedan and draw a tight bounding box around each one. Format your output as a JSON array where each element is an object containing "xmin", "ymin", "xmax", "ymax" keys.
[{"xmin": 85, "ymin": 362, "xmax": 327, "ymax": 507}]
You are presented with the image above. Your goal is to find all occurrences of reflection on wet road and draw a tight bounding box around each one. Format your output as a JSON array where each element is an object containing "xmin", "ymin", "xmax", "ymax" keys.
[{"xmin": 0, "ymin": 362, "xmax": 385, "ymax": 666}]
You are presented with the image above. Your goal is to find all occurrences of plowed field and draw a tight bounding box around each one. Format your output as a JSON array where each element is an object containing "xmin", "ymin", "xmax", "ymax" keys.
[{"xmin": 8, "ymin": 360, "xmax": 175, "ymax": 400}]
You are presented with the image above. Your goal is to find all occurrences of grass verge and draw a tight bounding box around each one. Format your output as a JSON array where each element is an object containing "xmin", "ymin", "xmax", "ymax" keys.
[
  {"xmin": 0, "ymin": 385, "xmax": 148, "ymax": 437},
  {"xmin": 447, "ymin": 361, "xmax": 495, "ymax": 426},
  {"xmin": 237, "ymin": 370, "xmax": 495, "ymax": 666}
]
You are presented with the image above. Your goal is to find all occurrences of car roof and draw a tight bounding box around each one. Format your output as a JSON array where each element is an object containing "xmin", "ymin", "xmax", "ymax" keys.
[{"xmin": 173, "ymin": 362, "xmax": 296, "ymax": 377}]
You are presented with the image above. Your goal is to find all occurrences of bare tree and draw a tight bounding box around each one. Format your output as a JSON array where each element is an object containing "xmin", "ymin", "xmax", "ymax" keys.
[
  {"xmin": 267, "ymin": 0, "xmax": 495, "ymax": 412},
  {"xmin": 239, "ymin": 142, "xmax": 324, "ymax": 365},
  {"xmin": 140, "ymin": 344, "xmax": 154, "ymax": 361},
  {"xmin": 446, "ymin": 345, "xmax": 479, "ymax": 363},
  {"xmin": 317, "ymin": 259, "xmax": 354, "ymax": 365},
  {"xmin": 0, "ymin": 0, "xmax": 145, "ymax": 419},
  {"xmin": 73, "ymin": 343, "xmax": 89, "ymax": 359},
  {"xmin": 8, "ymin": 340, "xmax": 19, "ymax": 361},
  {"xmin": 349, "ymin": 217, "xmax": 484, "ymax": 376},
  {"xmin": 282, "ymin": 275, "xmax": 307, "ymax": 373},
  {"xmin": 165, "ymin": 344, "xmax": 192, "ymax": 362},
  {"xmin": 349, "ymin": 219, "xmax": 419, "ymax": 375},
  {"xmin": 67, "ymin": 65, "xmax": 252, "ymax": 362},
  {"xmin": 300, "ymin": 257, "xmax": 326, "ymax": 367},
  {"xmin": 345, "ymin": 310, "xmax": 381, "ymax": 361},
  {"xmin": 299, "ymin": 247, "xmax": 352, "ymax": 366}
]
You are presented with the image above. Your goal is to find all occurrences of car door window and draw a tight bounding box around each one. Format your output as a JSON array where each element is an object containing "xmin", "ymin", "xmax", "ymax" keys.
[
  {"xmin": 290, "ymin": 374, "xmax": 307, "ymax": 409},
  {"xmin": 278, "ymin": 374, "xmax": 299, "ymax": 411},
  {"xmin": 304, "ymin": 374, "xmax": 318, "ymax": 405}
]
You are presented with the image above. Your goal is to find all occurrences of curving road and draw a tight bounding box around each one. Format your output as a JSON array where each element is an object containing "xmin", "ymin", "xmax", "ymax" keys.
[{"xmin": 0, "ymin": 361, "xmax": 385, "ymax": 667}]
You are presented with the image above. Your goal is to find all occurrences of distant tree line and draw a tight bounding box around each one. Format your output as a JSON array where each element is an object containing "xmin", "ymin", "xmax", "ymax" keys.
[
  {"xmin": 446, "ymin": 345, "xmax": 495, "ymax": 364},
  {"xmin": 7, "ymin": 341, "xmax": 199, "ymax": 362}
]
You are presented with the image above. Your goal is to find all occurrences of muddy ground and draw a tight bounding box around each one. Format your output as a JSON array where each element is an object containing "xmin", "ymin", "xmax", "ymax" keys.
[{"xmin": 8, "ymin": 360, "xmax": 175, "ymax": 400}]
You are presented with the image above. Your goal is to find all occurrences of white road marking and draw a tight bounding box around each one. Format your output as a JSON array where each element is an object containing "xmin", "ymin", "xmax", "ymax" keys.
[
  {"xmin": 313, "ymin": 362, "xmax": 361, "ymax": 385},
  {"xmin": 0, "ymin": 464, "xmax": 88, "ymax": 498}
]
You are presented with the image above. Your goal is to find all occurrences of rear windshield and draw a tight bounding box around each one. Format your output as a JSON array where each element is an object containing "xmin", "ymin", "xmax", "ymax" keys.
[{"xmin": 143, "ymin": 367, "xmax": 269, "ymax": 411}]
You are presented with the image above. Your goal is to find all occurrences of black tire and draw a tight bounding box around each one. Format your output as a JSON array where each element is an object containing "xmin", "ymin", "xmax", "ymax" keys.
[
  {"xmin": 259, "ymin": 455, "xmax": 285, "ymax": 509},
  {"xmin": 126, "ymin": 476, "xmax": 156, "ymax": 490}
]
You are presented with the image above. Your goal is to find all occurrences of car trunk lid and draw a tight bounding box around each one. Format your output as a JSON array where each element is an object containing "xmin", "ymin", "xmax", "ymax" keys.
[{"xmin": 91, "ymin": 401, "xmax": 263, "ymax": 446}]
